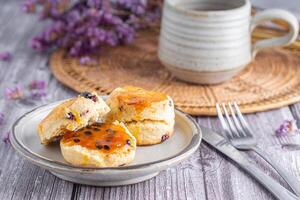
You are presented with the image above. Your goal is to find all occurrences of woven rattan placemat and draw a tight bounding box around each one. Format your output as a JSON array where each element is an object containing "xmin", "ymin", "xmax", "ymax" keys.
[{"xmin": 50, "ymin": 28, "xmax": 300, "ymax": 116}]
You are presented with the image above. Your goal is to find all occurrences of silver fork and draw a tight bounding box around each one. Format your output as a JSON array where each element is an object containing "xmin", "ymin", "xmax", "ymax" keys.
[{"xmin": 216, "ymin": 101, "xmax": 300, "ymax": 197}]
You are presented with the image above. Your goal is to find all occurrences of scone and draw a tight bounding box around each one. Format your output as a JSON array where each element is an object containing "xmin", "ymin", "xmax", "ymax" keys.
[
  {"xmin": 37, "ymin": 92, "xmax": 110, "ymax": 144},
  {"xmin": 124, "ymin": 120, "xmax": 174, "ymax": 145},
  {"xmin": 60, "ymin": 122, "xmax": 136, "ymax": 167},
  {"xmin": 105, "ymin": 86, "xmax": 174, "ymax": 122},
  {"xmin": 105, "ymin": 86, "xmax": 175, "ymax": 145}
]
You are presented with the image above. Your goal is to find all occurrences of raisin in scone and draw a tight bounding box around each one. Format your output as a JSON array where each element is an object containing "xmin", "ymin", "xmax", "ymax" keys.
[
  {"xmin": 60, "ymin": 122, "xmax": 136, "ymax": 167},
  {"xmin": 105, "ymin": 86, "xmax": 175, "ymax": 145},
  {"xmin": 37, "ymin": 92, "xmax": 110, "ymax": 145}
]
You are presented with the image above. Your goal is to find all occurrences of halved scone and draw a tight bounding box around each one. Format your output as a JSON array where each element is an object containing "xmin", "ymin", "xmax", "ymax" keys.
[
  {"xmin": 37, "ymin": 92, "xmax": 110, "ymax": 144},
  {"xmin": 105, "ymin": 86, "xmax": 175, "ymax": 145},
  {"xmin": 60, "ymin": 122, "xmax": 136, "ymax": 167}
]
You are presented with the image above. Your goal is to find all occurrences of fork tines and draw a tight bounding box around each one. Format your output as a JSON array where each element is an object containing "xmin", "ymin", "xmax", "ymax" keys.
[{"xmin": 216, "ymin": 102, "xmax": 253, "ymax": 139}]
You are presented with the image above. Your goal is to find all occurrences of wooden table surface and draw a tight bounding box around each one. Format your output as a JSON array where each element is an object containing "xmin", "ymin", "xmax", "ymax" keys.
[{"xmin": 1, "ymin": 0, "xmax": 300, "ymax": 199}]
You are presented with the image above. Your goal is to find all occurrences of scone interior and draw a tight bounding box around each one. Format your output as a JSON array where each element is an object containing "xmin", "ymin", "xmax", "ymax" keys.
[
  {"xmin": 38, "ymin": 92, "xmax": 110, "ymax": 145},
  {"xmin": 105, "ymin": 86, "xmax": 175, "ymax": 145},
  {"xmin": 60, "ymin": 122, "xmax": 136, "ymax": 167}
]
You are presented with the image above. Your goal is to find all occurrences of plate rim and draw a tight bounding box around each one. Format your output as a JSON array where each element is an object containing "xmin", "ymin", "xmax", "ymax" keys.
[{"xmin": 11, "ymin": 100, "xmax": 201, "ymax": 173}]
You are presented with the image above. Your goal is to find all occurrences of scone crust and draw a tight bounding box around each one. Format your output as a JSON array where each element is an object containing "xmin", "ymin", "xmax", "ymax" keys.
[
  {"xmin": 38, "ymin": 92, "xmax": 110, "ymax": 145},
  {"xmin": 60, "ymin": 122, "xmax": 136, "ymax": 167},
  {"xmin": 125, "ymin": 120, "xmax": 174, "ymax": 145},
  {"xmin": 105, "ymin": 86, "xmax": 175, "ymax": 145},
  {"xmin": 105, "ymin": 87, "xmax": 174, "ymax": 122}
]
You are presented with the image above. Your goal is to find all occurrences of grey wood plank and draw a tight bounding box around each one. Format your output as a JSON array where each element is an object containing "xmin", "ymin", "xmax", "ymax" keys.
[
  {"xmin": 196, "ymin": 106, "xmax": 300, "ymax": 200},
  {"xmin": 0, "ymin": 1, "xmax": 76, "ymax": 200},
  {"xmin": 1, "ymin": 0, "xmax": 300, "ymax": 200},
  {"xmin": 247, "ymin": 107, "xmax": 300, "ymax": 181},
  {"xmin": 0, "ymin": 1, "xmax": 207, "ymax": 199},
  {"xmin": 73, "ymin": 152, "xmax": 206, "ymax": 200},
  {"xmin": 197, "ymin": 117, "xmax": 272, "ymax": 200}
]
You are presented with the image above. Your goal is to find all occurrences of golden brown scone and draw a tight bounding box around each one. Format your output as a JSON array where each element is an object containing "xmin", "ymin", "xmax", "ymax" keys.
[
  {"xmin": 125, "ymin": 120, "xmax": 174, "ymax": 145},
  {"xmin": 105, "ymin": 86, "xmax": 174, "ymax": 122},
  {"xmin": 60, "ymin": 122, "xmax": 136, "ymax": 167},
  {"xmin": 37, "ymin": 92, "xmax": 110, "ymax": 145},
  {"xmin": 105, "ymin": 86, "xmax": 175, "ymax": 145}
]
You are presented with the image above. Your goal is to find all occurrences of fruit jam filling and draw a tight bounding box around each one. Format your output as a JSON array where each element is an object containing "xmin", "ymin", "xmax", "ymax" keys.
[{"xmin": 62, "ymin": 123, "xmax": 133, "ymax": 152}]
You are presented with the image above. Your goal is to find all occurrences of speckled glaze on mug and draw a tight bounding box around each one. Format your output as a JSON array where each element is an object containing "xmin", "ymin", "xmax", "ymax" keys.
[{"xmin": 158, "ymin": 0, "xmax": 299, "ymax": 84}]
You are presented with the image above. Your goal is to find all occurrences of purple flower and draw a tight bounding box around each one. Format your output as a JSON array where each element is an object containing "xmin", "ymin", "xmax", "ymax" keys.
[
  {"xmin": 23, "ymin": 0, "xmax": 162, "ymax": 59},
  {"xmin": 132, "ymin": 4, "xmax": 146, "ymax": 15},
  {"xmin": 105, "ymin": 31, "xmax": 118, "ymax": 46},
  {"xmin": 30, "ymin": 37, "xmax": 47, "ymax": 52},
  {"xmin": 30, "ymin": 89, "xmax": 47, "ymax": 100},
  {"xmin": 0, "ymin": 52, "xmax": 12, "ymax": 62},
  {"xmin": 87, "ymin": 0, "xmax": 102, "ymax": 9},
  {"xmin": 28, "ymin": 80, "xmax": 47, "ymax": 99},
  {"xmin": 275, "ymin": 119, "xmax": 299, "ymax": 137},
  {"xmin": 29, "ymin": 80, "xmax": 46, "ymax": 90},
  {"xmin": 2, "ymin": 131, "xmax": 10, "ymax": 144},
  {"xmin": 5, "ymin": 86, "xmax": 24, "ymax": 100},
  {"xmin": 116, "ymin": 24, "xmax": 135, "ymax": 43},
  {"xmin": 21, "ymin": 0, "xmax": 36, "ymax": 13},
  {"xmin": 0, "ymin": 113, "xmax": 4, "ymax": 125},
  {"xmin": 79, "ymin": 56, "xmax": 96, "ymax": 65}
]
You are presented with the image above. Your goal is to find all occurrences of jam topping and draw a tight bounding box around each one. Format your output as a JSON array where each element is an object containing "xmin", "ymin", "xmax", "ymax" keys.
[
  {"xmin": 73, "ymin": 138, "xmax": 80, "ymax": 143},
  {"xmin": 117, "ymin": 86, "xmax": 167, "ymax": 111},
  {"xmin": 62, "ymin": 123, "xmax": 133, "ymax": 152}
]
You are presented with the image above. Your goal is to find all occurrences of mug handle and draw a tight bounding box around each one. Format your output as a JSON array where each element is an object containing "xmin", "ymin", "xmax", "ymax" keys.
[{"xmin": 250, "ymin": 9, "xmax": 299, "ymax": 57}]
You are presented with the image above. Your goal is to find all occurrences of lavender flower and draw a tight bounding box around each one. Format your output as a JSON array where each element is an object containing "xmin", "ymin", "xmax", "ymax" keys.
[
  {"xmin": 21, "ymin": 0, "xmax": 36, "ymax": 13},
  {"xmin": 30, "ymin": 89, "xmax": 47, "ymax": 100},
  {"xmin": 28, "ymin": 80, "xmax": 47, "ymax": 99},
  {"xmin": 275, "ymin": 119, "xmax": 299, "ymax": 137},
  {"xmin": 5, "ymin": 86, "xmax": 24, "ymax": 100},
  {"xmin": 0, "ymin": 52, "xmax": 12, "ymax": 62},
  {"xmin": 2, "ymin": 131, "xmax": 10, "ymax": 144},
  {"xmin": 22, "ymin": 0, "xmax": 162, "ymax": 63},
  {"xmin": 30, "ymin": 37, "xmax": 48, "ymax": 52},
  {"xmin": 29, "ymin": 80, "xmax": 46, "ymax": 90},
  {"xmin": 0, "ymin": 113, "xmax": 4, "ymax": 125},
  {"xmin": 80, "ymin": 56, "xmax": 97, "ymax": 65}
]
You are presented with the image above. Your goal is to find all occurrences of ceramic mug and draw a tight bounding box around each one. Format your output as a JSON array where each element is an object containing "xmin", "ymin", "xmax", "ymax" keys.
[{"xmin": 158, "ymin": 0, "xmax": 299, "ymax": 84}]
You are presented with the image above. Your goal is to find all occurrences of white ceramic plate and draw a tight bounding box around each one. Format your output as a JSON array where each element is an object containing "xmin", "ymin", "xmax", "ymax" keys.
[{"xmin": 11, "ymin": 100, "xmax": 201, "ymax": 186}]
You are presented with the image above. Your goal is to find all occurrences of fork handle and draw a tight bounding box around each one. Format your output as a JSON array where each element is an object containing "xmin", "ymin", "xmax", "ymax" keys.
[{"xmin": 253, "ymin": 146, "xmax": 300, "ymax": 197}]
